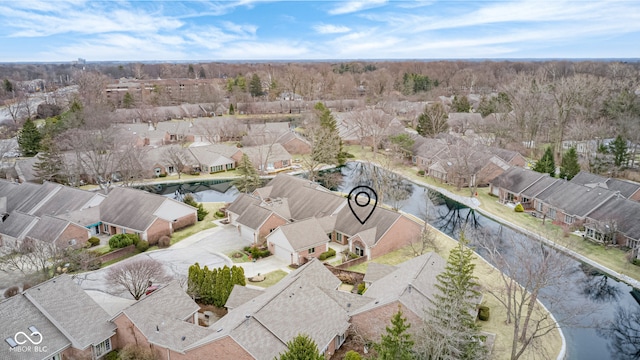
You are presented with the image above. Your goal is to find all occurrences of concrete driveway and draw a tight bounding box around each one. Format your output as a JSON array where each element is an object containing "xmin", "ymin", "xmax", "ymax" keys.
[{"xmin": 75, "ymin": 222, "xmax": 288, "ymax": 302}]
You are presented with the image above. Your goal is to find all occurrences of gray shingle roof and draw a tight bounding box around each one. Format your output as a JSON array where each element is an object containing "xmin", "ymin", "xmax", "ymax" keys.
[
  {"xmin": 14, "ymin": 182, "xmax": 61, "ymax": 215},
  {"xmin": 542, "ymin": 182, "xmax": 618, "ymax": 217},
  {"xmin": 31, "ymin": 186, "xmax": 97, "ymax": 218},
  {"xmin": 226, "ymin": 193, "xmax": 261, "ymax": 216},
  {"xmin": 189, "ymin": 259, "xmax": 344, "ymax": 358},
  {"xmin": 225, "ymin": 285, "xmax": 264, "ymax": 310},
  {"xmin": 587, "ymin": 196, "xmax": 640, "ymax": 240},
  {"xmin": 24, "ymin": 274, "xmax": 116, "ymax": 349},
  {"xmin": 99, "ymin": 187, "xmax": 166, "ymax": 231},
  {"xmin": 25, "ymin": 215, "xmax": 75, "ymax": 243},
  {"xmin": 242, "ymin": 143, "xmax": 292, "ymax": 164},
  {"xmin": 188, "ymin": 144, "xmax": 240, "ymax": 163},
  {"xmin": 0, "ymin": 295, "xmax": 70, "ymax": 360},
  {"xmin": 0, "ymin": 180, "xmax": 43, "ymax": 213},
  {"xmin": 264, "ymin": 175, "xmax": 345, "ymax": 219},
  {"xmin": 491, "ymin": 167, "xmax": 547, "ymax": 194},
  {"xmin": 271, "ymin": 218, "xmax": 329, "ymax": 251},
  {"xmin": 606, "ymin": 178, "xmax": 640, "ymax": 199},
  {"xmin": 354, "ymin": 252, "xmax": 446, "ymax": 318},
  {"xmin": 236, "ymin": 204, "xmax": 277, "ymax": 230},
  {"xmin": 56, "ymin": 206, "xmax": 101, "ymax": 227},
  {"xmin": 119, "ymin": 282, "xmax": 207, "ymax": 352},
  {"xmin": 569, "ymin": 171, "xmax": 607, "ymax": 186},
  {"xmin": 335, "ymin": 205, "xmax": 401, "ymax": 246},
  {"xmin": 521, "ymin": 177, "xmax": 561, "ymax": 199},
  {"xmin": 363, "ymin": 263, "xmax": 398, "ymax": 283},
  {"xmin": 0, "ymin": 211, "xmax": 37, "ymax": 239}
]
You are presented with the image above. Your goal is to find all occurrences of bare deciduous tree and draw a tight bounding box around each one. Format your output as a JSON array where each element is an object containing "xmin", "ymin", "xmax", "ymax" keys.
[{"xmin": 106, "ymin": 258, "xmax": 168, "ymax": 300}]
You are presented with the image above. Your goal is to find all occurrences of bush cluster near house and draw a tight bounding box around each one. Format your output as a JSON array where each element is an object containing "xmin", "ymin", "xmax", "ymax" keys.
[
  {"xmin": 109, "ymin": 234, "xmax": 139, "ymax": 249},
  {"xmin": 318, "ymin": 248, "xmax": 336, "ymax": 260},
  {"xmin": 188, "ymin": 263, "xmax": 246, "ymax": 307},
  {"xmin": 183, "ymin": 194, "xmax": 209, "ymax": 221},
  {"xmin": 244, "ymin": 246, "xmax": 271, "ymax": 259},
  {"xmin": 87, "ymin": 237, "xmax": 100, "ymax": 247}
]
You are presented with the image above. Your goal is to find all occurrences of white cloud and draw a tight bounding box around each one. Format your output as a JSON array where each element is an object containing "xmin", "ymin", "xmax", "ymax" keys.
[
  {"xmin": 313, "ymin": 24, "xmax": 351, "ymax": 34},
  {"xmin": 329, "ymin": 0, "xmax": 387, "ymax": 15}
]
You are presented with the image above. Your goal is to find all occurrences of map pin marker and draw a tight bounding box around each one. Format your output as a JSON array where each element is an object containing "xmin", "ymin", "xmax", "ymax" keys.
[{"xmin": 347, "ymin": 186, "xmax": 378, "ymax": 225}]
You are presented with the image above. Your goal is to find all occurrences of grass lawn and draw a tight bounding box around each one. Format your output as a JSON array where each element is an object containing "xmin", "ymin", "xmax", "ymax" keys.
[
  {"xmin": 248, "ymin": 270, "xmax": 288, "ymax": 288},
  {"xmin": 348, "ymin": 228, "xmax": 563, "ymax": 360},
  {"xmin": 475, "ymin": 188, "xmax": 640, "ymax": 282},
  {"xmin": 170, "ymin": 202, "xmax": 223, "ymax": 245},
  {"xmin": 229, "ymin": 250, "xmax": 250, "ymax": 263},
  {"xmin": 100, "ymin": 251, "xmax": 139, "ymax": 268}
]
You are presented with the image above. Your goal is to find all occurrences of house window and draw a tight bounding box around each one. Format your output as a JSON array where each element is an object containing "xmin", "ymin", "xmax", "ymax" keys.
[
  {"xmin": 121, "ymin": 228, "xmax": 126, "ymax": 234},
  {"xmin": 327, "ymin": 233, "xmax": 332, "ymax": 239},
  {"xmin": 336, "ymin": 333, "xmax": 346, "ymax": 348},
  {"xmin": 283, "ymin": 160, "xmax": 290, "ymax": 167},
  {"xmin": 547, "ymin": 208, "xmax": 556, "ymax": 220},
  {"xmin": 45, "ymin": 354, "xmax": 61, "ymax": 360},
  {"xmin": 355, "ymin": 246, "xmax": 364, "ymax": 257},
  {"xmin": 565, "ymin": 215, "xmax": 574, "ymax": 224},
  {"xmin": 103, "ymin": 224, "xmax": 109, "ymax": 232},
  {"xmin": 536, "ymin": 202, "xmax": 543, "ymax": 212},
  {"xmin": 94, "ymin": 338, "xmax": 112, "ymax": 358},
  {"xmin": 68, "ymin": 239, "xmax": 77, "ymax": 246},
  {"xmin": 336, "ymin": 233, "xmax": 343, "ymax": 242},
  {"xmin": 168, "ymin": 166, "xmax": 175, "ymax": 173},
  {"xmin": 309, "ymin": 247, "xmax": 315, "ymax": 254},
  {"xmin": 267, "ymin": 162, "xmax": 275, "ymax": 170}
]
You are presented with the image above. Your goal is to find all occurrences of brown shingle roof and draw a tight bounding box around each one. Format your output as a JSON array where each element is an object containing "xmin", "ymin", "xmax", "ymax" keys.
[
  {"xmin": 99, "ymin": 187, "xmax": 166, "ymax": 231},
  {"xmin": 270, "ymin": 218, "xmax": 329, "ymax": 251}
]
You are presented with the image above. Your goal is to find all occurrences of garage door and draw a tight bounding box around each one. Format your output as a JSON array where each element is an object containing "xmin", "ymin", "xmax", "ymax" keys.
[{"xmin": 273, "ymin": 243, "xmax": 293, "ymax": 264}]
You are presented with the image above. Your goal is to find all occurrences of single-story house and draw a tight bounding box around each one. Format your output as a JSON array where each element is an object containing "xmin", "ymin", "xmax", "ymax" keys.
[
  {"xmin": 266, "ymin": 218, "xmax": 329, "ymax": 265},
  {"xmin": 241, "ymin": 143, "xmax": 292, "ymax": 174},
  {"xmin": 98, "ymin": 187, "xmax": 197, "ymax": 245},
  {"xmin": 570, "ymin": 171, "xmax": 640, "ymax": 202},
  {"xmin": 188, "ymin": 144, "xmax": 241, "ymax": 173},
  {"xmin": 0, "ymin": 274, "xmax": 116, "ymax": 360}
]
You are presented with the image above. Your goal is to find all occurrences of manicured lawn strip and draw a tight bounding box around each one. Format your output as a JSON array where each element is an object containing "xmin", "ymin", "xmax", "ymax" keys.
[
  {"xmin": 170, "ymin": 202, "xmax": 222, "ymax": 245},
  {"xmin": 248, "ymin": 270, "xmax": 288, "ymax": 288},
  {"xmin": 229, "ymin": 251, "xmax": 250, "ymax": 263}
]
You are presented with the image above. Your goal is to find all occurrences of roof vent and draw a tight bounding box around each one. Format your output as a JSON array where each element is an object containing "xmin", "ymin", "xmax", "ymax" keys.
[
  {"xmin": 156, "ymin": 325, "xmax": 160, "ymax": 333},
  {"xmin": 216, "ymin": 328, "xmax": 223, "ymax": 332},
  {"xmin": 181, "ymin": 336, "xmax": 186, "ymax": 341}
]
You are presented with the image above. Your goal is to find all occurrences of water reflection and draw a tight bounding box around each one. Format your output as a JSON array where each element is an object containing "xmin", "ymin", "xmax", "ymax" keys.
[{"xmin": 580, "ymin": 265, "xmax": 621, "ymax": 303}]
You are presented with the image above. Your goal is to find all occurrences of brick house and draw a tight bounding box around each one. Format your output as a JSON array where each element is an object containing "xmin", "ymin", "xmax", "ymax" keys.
[
  {"xmin": 1, "ymin": 274, "xmax": 116, "ymax": 360},
  {"xmin": 98, "ymin": 187, "xmax": 197, "ymax": 245},
  {"xmin": 228, "ymin": 174, "xmax": 421, "ymax": 261},
  {"xmin": 266, "ymin": 218, "xmax": 329, "ymax": 265}
]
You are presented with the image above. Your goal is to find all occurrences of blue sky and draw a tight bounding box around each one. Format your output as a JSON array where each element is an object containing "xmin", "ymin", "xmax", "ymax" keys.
[{"xmin": 1, "ymin": 0, "xmax": 639, "ymax": 62}]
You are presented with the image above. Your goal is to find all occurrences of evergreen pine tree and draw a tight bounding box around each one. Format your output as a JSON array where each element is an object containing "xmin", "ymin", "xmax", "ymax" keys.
[
  {"xmin": 229, "ymin": 103, "xmax": 235, "ymax": 115},
  {"xmin": 313, "ymin": 102, "xmax": 345, "ymax": 165},
  {"xmin": 609, "ymin": 135, "xmax": 629, "ymax": 167},
  {"xmin": 249, "ymin": 74, "xmax": 263, "ymax": 97},
  {"xmin": 18, "ymin": 118, "xmax": 42, "ymax": 157},
  {"xmin": 32, "ymin": 135, "xmax": 66, "ymax": 184},
  {"xmin": 182, "ymin": 194, "xmax": 209, "ymax": 221},
  {"xmin": 451, "ymin": 95, "xmax": 472, "ymax": 112},
  {"xmin": 419, "ymin": 235, "xmax": 487, "ymax": 360},
  {"xmin": 232, "ymin": 153, "xmax": 262, "ymax": 193},
  {"xmin": 559, "ymin": 147, "xmax": 581, "ymax": 180},
  {"xmin": 374, "ymin": 306, "xmax": 414, "ymax": 360},
  {"xmin": 231, "ymin": 265, "xmax": 246, "ymax": 286},
  {"xmin": 277, "ymin": 334, "xmax": 324, "ymax": 360},
  {"xmin": 533, "ymin": 146, "xmax": 555, "ymax": 177}
]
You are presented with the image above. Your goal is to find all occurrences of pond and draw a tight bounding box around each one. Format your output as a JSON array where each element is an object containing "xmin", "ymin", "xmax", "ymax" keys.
[{"xmin": 150, "ymin": 162, "xmax": 639, "ymax": 360}]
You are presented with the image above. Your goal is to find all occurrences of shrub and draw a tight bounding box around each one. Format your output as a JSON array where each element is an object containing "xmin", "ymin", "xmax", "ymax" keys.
[
  {"xmin": 119, "ymin": 345, "xmax": 155, "ymax": 360},
  {"xmin": 88, "ymin": 237, "xmax": 100, "ymax": 247},
  {"xmin": 158, "ymin": 236, "xmax": 171, "ymax": 248},
  {"xmin": 349, "ymin": 252, "xmax": 359, "ymax": 259},
  {"xmin": 632, "ymin": 259, "xmax": 640, "ymax": 266},
  {"xmin": 344, "ymin": 350, "xmax": 362, "ymax": 360},
  {"xmin": 215, "ymin": 210, "xmax": 225, "ymax": 218},
  {"xmin": 514, "ymin": 203, "xmax": 524, "ymax": 213},
  {"xmin": 245, "ymin": 246, "xmax": 270, "ymax": 259},
  {"xmin": 357, "ymin": 282, "xmax": 366, "ymax": 295},
  {"xmin": 478, "ymin": 305, "xmax": 490, "ymax": 321},
  {"xmin": 4, "ymin": 286, "xmax": 19, "ymax": 299},
  {"xmin": 417, "ymin": 170, "xmax": 425, "ymax": 176},
  {"xmin": 183, "ymin": 194, "xmax": 209, "ymax": 221},
  {"xmin": 158, "ymin": 173, "xmax": 167, "ymax": 178},
  {"xmin": 104, "ymin": 351, "xmax": 119, "ymax": 360},
  {"xmin": 109, "ymin": 234, "xmax": 138, "ymax": 249},
  {"xmin": 136, "ymin": 240, "xmax": 150, "ymax": 252},
  {"xmin": 319, "ymin": 248, "xmax": 337, "ymax": 260},
  {"xmin": 22, "ymin": 282, "xmax": 32, "ymax": 291},
  {"xmin": 344, "ymin": 152, "xmax": 355, "ymax": 159}
]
